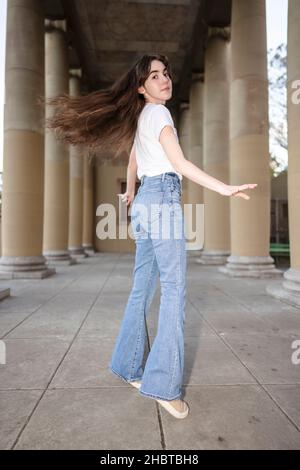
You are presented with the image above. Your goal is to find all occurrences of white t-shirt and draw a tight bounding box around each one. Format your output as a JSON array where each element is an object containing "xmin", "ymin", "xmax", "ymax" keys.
[{"xmin": 134, "ymin": 102, "xmax": 183, "ymax": 181}]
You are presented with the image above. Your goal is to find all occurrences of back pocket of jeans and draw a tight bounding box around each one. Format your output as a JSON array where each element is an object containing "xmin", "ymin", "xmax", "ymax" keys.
[{"xmin": 133, "ymin": 192, "xmax": 164, "ymax": 231}]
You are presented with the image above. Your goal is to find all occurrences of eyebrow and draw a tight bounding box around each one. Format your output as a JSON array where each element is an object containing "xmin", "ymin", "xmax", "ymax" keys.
[{"xmin": 149, "ymin": 67, "xmax": 168, "ymax": 75}]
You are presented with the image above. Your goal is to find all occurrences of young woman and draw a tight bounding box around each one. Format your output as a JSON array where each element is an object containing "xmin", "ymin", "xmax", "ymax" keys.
[{"xmin": 43, "ymin": 54, "xmax": 257, "ymax": 419}]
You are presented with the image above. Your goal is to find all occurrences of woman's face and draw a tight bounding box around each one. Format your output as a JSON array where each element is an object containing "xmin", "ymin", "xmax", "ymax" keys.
[{"xmin": 138, "ymin": 59, "xmax": 172, "ymax": 104}]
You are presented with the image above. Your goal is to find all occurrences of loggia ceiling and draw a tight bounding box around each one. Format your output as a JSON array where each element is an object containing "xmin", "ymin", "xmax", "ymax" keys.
[{"xmin": 44, "ymin": 0, "xmax": 231, "ymax": 116}]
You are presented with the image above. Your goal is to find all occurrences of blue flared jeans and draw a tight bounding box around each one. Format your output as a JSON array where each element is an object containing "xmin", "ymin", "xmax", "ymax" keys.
[{"xmin": 108, "ymin": 172, "xmax": 187, "ymax": 401}]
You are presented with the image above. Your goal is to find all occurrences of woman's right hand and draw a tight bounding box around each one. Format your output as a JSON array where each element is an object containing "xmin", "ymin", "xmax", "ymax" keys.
[
  {"xmin": 219, "ymin": 184, "xmax": 258, "ymax": 200},
  {"xmin": 117, "ymin": 191, "xmax": 135, "ymax": 207}
]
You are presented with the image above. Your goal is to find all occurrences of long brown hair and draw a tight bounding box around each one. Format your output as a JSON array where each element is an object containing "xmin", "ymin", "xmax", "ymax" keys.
[{"xmin": 38, "ymin": 53, "xmax": 173, "ymax": 164}]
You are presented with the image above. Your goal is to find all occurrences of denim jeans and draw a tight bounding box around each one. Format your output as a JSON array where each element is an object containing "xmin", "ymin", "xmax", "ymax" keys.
[{"xmin": 108, "ymin": 172, "xmax": 187, "ymax": 401}]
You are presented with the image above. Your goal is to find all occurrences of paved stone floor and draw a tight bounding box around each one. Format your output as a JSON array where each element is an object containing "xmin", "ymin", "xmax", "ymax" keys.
[{"xmin": 0, "ymin": 252, "xmax": 299, "ymax": 450}]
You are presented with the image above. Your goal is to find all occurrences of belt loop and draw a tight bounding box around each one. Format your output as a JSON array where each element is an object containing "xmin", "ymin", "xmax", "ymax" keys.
[
  {"xmin": 162, "ymin": 173, "xmax": 165, "ymax": 182},
  {"xmin": 141, "ymin": 175, "xmax": 144, "ymax": 185}
]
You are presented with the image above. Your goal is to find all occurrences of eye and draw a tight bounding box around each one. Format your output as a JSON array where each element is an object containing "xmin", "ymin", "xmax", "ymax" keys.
[{"xmin": 152, "ymin": 72, "xmax": 170, "ymax": 79}]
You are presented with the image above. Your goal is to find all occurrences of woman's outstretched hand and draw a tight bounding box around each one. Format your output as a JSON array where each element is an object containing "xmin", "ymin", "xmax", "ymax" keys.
[{"xmin": 219, "ymin": 184, "xmax": 258, "ymax": 200}]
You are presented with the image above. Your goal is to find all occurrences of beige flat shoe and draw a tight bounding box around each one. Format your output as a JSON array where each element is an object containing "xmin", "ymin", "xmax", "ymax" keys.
[
  {"xmin": 155, "ymin": 398, "xmax": 189, "ymax": 419},
  {"xmin": 129, "ymin": 380, "xmax": 141, "ymax": 389}
]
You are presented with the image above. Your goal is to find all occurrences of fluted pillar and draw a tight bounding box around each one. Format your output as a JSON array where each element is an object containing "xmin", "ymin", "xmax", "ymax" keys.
[
  {"xmin": 82, "ymin": 154, "xmax": 95, "ymax": 254},
  {"xmin": 267, "ymin": 0, "xmax": 300, "ymax": 306},
  {"xmin": 43, "ymin": 19, "xmax": 76, "ymax": 265},
  {"xmin": 0, "ymin": 0, "xmax": 55, "ymax": 280},
  {"xmin": 199, "ymin": 28, "xmax": 231, "ymax": 265},
  {"xmin": 187, "ymin": 75, "xmax": 205, "ymax": 255},
  {"xmin": 68, "ymin": 69, "xmax": 87, "ymax": 259},
  {"xmin": 178, "ymin": 103, "xmax": 190, "ymax": 166},
  {"xmin": 178, "ymin": 102, "xmax": 200, "ymax": 253},
  {"xmin": 219, "ymin": 0, "xmax": 281, "ymax": 278}
]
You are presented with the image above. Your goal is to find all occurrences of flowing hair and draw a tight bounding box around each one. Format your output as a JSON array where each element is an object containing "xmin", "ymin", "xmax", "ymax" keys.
[{"xmin": 37, "ymin": 53, "xmax": 173, "ymax": 164}]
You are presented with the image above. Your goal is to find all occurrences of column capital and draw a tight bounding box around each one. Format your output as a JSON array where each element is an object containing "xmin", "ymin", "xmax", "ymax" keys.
[
  {"xmin": 207, "ymin": 26, "xmax": 231, "ymax": 41},
  {"xmin": 191, "ymin": 72, "xmax": 204, "ymax": 83},
  {"xmin": 45, "ymin": 18, "xmax": 67, "ymax": 34},
  {"xmin": 69, "ymin": 68, "xmax": 82, "ymax": 79}
]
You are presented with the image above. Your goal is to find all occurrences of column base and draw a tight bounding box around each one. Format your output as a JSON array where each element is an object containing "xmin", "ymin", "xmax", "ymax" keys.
[
  {"xmin": 43, "ymin": 250, "xmax": 77, "ymax": 266},
  {"xmin": 83, "ymin": 245, "xmax": 96, "ymax": 256},
  {"xmin": 218, "ymin": 255, "xmax": 283, "ymax": 278},
  {"xmin": 0, "ymin": 287, "xmax": 11, "ymax": 299},
  {"xmin": 0, "ymin": 256, "xmax": 56, "ymax": 279},
  {"xmin": 187, "ymin": 249, "xmax": 203, "ymax": 262},
  {"xmin": 187, "ymin": 249, "xmax": 203, "ymax": 256},
  {"xmin": 68, "ymin": 246, "xmax": 88, "ymax": 259},
  {"xmin": 266, "ymin": 268, "xmax": 300, "ymax": 308},
  {"xmin": 196, "ymin": 250, "xmax": 230, "ymax": 265}
]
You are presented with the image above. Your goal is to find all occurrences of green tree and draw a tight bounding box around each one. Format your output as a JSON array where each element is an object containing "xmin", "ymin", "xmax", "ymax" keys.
[{"xmin": 268, "ymin": 43, "xmax": 287, "ymax": 177}]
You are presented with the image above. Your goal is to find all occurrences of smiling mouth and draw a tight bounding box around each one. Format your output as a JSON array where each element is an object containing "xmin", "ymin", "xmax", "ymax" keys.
[{"xmin": 162, "ymin": 88, "xmax": 170, "ymax": 91}]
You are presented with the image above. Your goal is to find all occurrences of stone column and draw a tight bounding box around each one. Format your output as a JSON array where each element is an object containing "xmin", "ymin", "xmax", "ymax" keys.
[
  {"xmin": 68, "ymin": 69, "xmax": 87, "ymax": 259},
  {"xmin": 198, "ymin": 28, "xmax": 231, "ymax": 265},
  {"xmin": 178, "ymin": 103, "xmax": 190, "ymax": 165},
  {"xmin": 178, "ymin": 101, "xmax": 201, "ymax": 254},
  {"xmin": 266, "ymin": 0, "xmax": 300, "ymax": 306},
  {"xmin": 43, "ymin": 19, "xmax": 76, "ymax": 265},
  {"xmin": 219, "ymin": 0, "xmax": 281, "ymax": 278},
  {"xmin": 0, "ymin": 0, "xmax": 55, "ymax": 280},
  {"xmin": 82, "ymin": 154, "xmax": 95, "ymax": 254},
  {"xmin": 187, "ymin": 75, "xmax": 205, "ymax": 256}
]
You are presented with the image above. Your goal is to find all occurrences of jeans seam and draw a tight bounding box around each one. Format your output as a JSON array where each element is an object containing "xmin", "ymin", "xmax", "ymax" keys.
[
  {"xmin": 129, "ymin": 251, "xmax": 156, "ymax": 380},
  {"xmin": 168, "ymin": 239, "xmax": 181, "ymax": 397}
]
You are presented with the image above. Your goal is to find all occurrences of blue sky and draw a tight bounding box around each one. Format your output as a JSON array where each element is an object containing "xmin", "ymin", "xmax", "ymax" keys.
[{"xmin": 0, "ymin": 0, "xmax": 288, "ymax": 172}]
